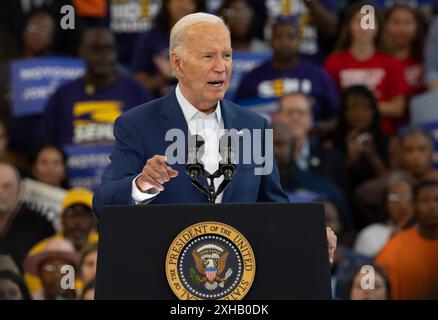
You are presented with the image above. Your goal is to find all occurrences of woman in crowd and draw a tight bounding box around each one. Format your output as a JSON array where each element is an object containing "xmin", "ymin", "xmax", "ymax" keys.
[
  {"xmin": 382, "ymin": 3, "xmax": 425, "ymax": 95},
  {"xmin": 30, "ymin": 144, "xmax": 68, "ymax": 189},
  {"xmin": 5, "ymin": 8, "xmax": 57, "ymax": 155},
  {"xmin": 333, "ymin": 85, "xmax": 388, "ymax": 191},
  {"xmin": 21, "ymin": 8, "xmax": 56, "ymax": 59},
  {"xmin": 79, "ymin": 242, "xmax": 98, "ymax": 289},
  {"xmin": 354, "ymin": 171, "xmax": 415, "ymax": 257},
  {"xmin": 348, "ymin": 265, "xmax": 391, "ymax": 300},
  {"xmin": 324, "ymin": 2, "xmax": 408, "ymax": 135}
]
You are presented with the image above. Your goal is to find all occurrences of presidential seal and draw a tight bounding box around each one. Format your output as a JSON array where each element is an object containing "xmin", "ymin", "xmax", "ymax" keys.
[{"xmin": 165, "ymin": 221, "xmax": 255, "ymax": 300}]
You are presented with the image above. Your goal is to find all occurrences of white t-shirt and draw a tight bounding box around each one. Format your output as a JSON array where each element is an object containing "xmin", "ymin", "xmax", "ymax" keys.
[{"xmin": 354, "ymin": 223, "xmax": 395, "ymax": 257}]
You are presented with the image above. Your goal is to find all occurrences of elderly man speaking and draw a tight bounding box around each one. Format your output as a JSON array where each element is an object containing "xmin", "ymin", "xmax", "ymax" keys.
[{"xmin": 92, "ymin": 13, "xmax": 336, "ymax": 259}]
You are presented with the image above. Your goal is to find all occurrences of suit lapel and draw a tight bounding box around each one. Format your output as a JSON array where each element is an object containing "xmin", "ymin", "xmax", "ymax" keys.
[
  {"xmin": 159, "ymin": 89, "xmax": 189, "ymax": 139},
  {"xmin": 159, "ymin": 89, "xmax": 193, "ymax": 187}
]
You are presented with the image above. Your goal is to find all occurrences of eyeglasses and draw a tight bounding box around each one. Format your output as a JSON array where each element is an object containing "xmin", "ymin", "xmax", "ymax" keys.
[
  {"xmin": 26, "ymin": 24, "xmax": 52, "ymax": 37},
  {"xmin": 281, "ymin": 108, "xmax": 310, "ymax": 117},
  {"xmin": 387, "ymin": 193, "xmax": 412, "ymax": 203},
  {"xmin": 41, "ymin": 264, "xmax": 70, "ymax": 273}
]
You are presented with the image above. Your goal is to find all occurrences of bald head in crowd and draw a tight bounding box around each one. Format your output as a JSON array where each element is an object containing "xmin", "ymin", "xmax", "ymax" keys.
[{"xmin": 0, "ymin": 163, "xmax": 21, "ymax": 220}]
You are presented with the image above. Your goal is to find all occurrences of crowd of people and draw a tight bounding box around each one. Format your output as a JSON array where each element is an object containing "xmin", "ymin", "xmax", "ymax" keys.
[{"xmin": 1, "ymin": 0, "xmax": 438, "ymax": 300}]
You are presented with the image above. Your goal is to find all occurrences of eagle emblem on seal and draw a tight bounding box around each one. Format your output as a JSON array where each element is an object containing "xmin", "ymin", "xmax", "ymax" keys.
[{"xmin": 190, "ymin": 244, "xmax": 233, "ymax": 291}]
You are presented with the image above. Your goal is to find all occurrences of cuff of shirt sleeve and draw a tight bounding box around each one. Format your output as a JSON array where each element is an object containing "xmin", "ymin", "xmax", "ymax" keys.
[{"xmin": 131, "ymin": 174, "xmax": 160, "ymax": 204}]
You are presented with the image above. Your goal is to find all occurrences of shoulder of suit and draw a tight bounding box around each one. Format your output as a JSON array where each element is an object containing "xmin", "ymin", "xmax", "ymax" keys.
[
  {"xmin": 118, "ymin": 95, "xmax": 165, "ymax": 122},
  {"xmin": 119, "ymin": 96, "xmax": 268, "ymax": 127}
]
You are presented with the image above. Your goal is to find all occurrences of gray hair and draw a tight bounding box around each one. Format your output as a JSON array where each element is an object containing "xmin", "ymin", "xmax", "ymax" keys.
[{"xmin": 169, "ymin": 12, "xmax": 227, "ymax": 60}]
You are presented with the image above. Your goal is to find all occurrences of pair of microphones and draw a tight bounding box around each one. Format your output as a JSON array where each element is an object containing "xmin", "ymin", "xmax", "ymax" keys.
[{"xmin": 186, "ymin": 133, "xmax": 237, "ymax": 203}]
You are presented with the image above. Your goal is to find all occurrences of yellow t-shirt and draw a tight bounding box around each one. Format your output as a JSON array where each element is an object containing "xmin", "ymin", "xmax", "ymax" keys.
[{"xmin": 376, "ymin": 227, "xmax": 438, "ymax": 299}]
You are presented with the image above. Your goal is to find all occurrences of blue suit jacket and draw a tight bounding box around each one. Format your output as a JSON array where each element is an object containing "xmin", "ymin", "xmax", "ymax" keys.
[{"xmin": 92, "ymin": 89, "xmax": 288, "ymax": 217}]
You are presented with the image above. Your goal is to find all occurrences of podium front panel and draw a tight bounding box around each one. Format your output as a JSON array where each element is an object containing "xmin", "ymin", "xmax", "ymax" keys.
[{"xmin": 95, "ymin": 203, "xmax": 331, "ymax": 299}]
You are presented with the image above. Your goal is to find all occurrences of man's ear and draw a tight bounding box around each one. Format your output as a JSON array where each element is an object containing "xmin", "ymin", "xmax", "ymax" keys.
[{"xmin": 170, "ymin": 52, "xmax": 183, "ymax": 79}]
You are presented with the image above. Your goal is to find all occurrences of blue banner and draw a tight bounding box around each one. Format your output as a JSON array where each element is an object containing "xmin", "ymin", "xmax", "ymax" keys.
[
  {"xmin": 421, "ymin": 122, "xmax": 438, "ymax": 168},
  {"xmin": 237, "ymin": 97, "xmax": 279, "ymax": 122},
  {"xmin": 10, "ymin": 57, "xmax": 85, "ymax": 117},
  {"xmin": 376, "ymin": 0, "xmax": 438, "ymax": 6},
  {"xmin": 226, "ymin": 51, "xmax": 271, "ymax": 101},
  {"xmin": 63, "ymin": 144, "xmax": 113, "ymax": 191}
]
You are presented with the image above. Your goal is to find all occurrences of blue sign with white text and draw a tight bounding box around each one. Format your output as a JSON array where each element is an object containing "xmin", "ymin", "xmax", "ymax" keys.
[
  {"xmin": 376, "ymin": 0, "xmax": 438, "ymax": 6},
  {"xmin": 63, "ymin": 144, "xmax": 113, "ymax": 191},
  {"xmin": 421, "ymin": 122, "xmax": 438, "ymax": 168},
  {"xmin": 10, "ymin": 57, "xmax": 85, "ymax": 116}
]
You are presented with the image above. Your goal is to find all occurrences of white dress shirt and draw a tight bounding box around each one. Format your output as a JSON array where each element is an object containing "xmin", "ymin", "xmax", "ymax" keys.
[
  {"xmin": 132, "ymin": 84, "xmax": 225, "ymax": 204},
  {"xmin": 295, "ymin": 139, "xmax": 310, "ymax": 171}
]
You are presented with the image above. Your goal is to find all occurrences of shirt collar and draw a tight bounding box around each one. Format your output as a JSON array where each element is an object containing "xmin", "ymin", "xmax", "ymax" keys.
[
  {"xmin": 297, "ymin": 139, "xmax": 310, "ymax": 161},
  {"xmin": 302, "ymin": 139, "xmax": 310, "ymax": 158},
  {"xmin": 175, "ymin": 84, "xmax": 222, "ymax": 123}
]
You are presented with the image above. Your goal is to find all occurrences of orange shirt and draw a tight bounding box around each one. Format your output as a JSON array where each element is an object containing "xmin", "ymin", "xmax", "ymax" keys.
[
  {"xmin": 73, "ymin": 0, "xmax": 107, "ymax": 17},
  {"xmin": 376, "ymin": 227, "xmax": 438, "ymax": 300}
]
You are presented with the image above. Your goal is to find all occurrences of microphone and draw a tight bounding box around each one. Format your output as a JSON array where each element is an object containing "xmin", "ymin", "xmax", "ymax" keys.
[
  {"xmin": 186, "ymin": 134, "xmax": 205, "ymax": 180},
  {"xmin": 219, "ymin": 133, "xmax": 237, "ymax": 180}
]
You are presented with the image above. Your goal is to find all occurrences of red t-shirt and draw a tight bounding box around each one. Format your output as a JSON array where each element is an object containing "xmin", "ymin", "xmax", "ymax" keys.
[
  {"xmin": 399, "ymin": 57, "xmax": 424, "ymax": 95},
  {"xmin": 324, "ymin": 50, "xmax": 409, "ymax": 134}
]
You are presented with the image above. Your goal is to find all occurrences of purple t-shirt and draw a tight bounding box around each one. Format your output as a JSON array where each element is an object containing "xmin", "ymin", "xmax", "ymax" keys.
[
  {"xmin": 234, "ymin": 60, "xmax": 338, "ymax": 120},
  {"xmin": 130, "ymin": 28, "xmax": 169, "ymax": 75},
  {"xmin": 35, "ymin": 76, "xmax": 152, "ymax": 146}
]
